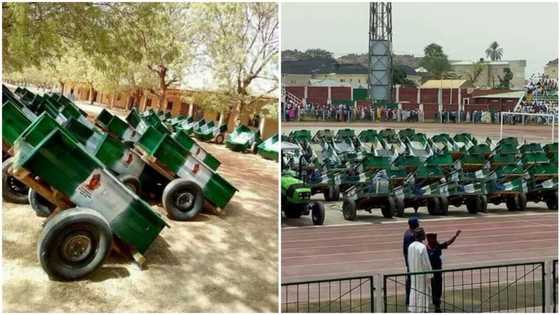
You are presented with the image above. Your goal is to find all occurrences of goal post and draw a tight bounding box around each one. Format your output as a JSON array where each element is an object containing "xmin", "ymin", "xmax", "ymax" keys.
[{"xmin": 499, "ymin": 112, "xmax": 557, "ymax": 142}]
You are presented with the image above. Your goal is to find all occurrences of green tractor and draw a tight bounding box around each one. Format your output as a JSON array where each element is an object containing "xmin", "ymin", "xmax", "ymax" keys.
[{"xmin": 281, "ymin": 174, "xmax": 325, "ymax": 225}]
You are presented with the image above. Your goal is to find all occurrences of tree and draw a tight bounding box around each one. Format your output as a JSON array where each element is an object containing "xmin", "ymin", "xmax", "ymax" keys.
[
  {"xmin": 497, "ymin": 68, "xmax": 513, "ymax": 89},
  {"xmin": 392, "ymin": 65, "xmax": 416, "ymax": 86},
  {"xmin": 465, "ymin": 60, "xmax": 485, "ymax": 86},
  {"xmin": 419, "ymin": 43, "xmax": 452, "ymax": 79},
  {"xmin": 194, "ymin": 3, "xmax": 278, "ymax": 130},
  {"xmin": 485, "ymin": 41, "xmax": 503, "ymax": 61},
  {"xmin": 301, "ymin": 49, "xmax": 334, "ymax": 60}
]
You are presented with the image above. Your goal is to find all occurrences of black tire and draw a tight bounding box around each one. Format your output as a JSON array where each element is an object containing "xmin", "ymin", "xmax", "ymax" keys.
[
  {"xmin": 342, "ymin": 198, "xmax": 357, "ymax": 221},
  {"xmin": 162, "ymin": 179, "xmax": 204, "ymax": 221},
  {"xmin": 215, "ymin": 134, "xmax": 225, "ymax": 145},
  {"xmin": 479, "ymin": 195, "xmax": 488, "ymax": 213},
  {"xmin": 381, "ymin": 196, "xmax": 395, "ymax": 218},
  {"xmin": 324, "ymin": 185, "xmax": 340, "ymax": 202},
  {"xmin": 28, "ymin": 189, "xmax": 55, "ymax": 218},
  {"xmin": 285, "ymin": 209, "xmax": 302, "ymax": 218},
  {"xmin": 506, "ymin": 195, "xmax": 519, "ymax": 211},
  {"xmin": 466, "ymin": 197, "xmax": 481, "ymax": 214},
  {"xmin": 394, "ymin": 197, "xmax": 405, "ymax": 217},
  {"xmin": 2, "ymin": 157, "xmax": 29, "ymax": 204},
  {"xmin": 438, "ymin": 196, "xmax": 449, "ymax": 216},
  {"xmin": 517, "ymin": 192, "xmax": 527, "ymax": 211},
  {"xmin": 427, "ymin": 197, "xmax": 440, "ymax": 215},
  {"xmin": 545, "ymin": 191, "xmax": 558, "ymax": 210},
  {"xmin": 37, "ymin": 207, "xmax": 112, "ymax": 280},
  {"xmin": 118, "ymin": 174, "xmax": 141, "ymax": 195},
  {"xmin": 310, "ymin": 201, "xmax": 325, "ymax": 225}
]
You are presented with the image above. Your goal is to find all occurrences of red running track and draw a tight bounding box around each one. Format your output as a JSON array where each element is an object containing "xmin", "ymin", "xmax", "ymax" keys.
[{"xmin": 282, "ymin": 213, "xmax": 558, "ymax": 283}]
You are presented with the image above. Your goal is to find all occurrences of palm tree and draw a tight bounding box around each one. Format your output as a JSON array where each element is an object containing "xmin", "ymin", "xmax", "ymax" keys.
[{"xmin": 485, "ymin": 41, "xmax": 503, "ymax": 61}]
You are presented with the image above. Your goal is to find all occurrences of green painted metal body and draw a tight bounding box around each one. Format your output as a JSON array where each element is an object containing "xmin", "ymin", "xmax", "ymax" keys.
[
  {"xmin": 137, "ymin": 126, "xmax": 237, "ymax": 208},
  {"xmin": 172, "ymin": 129, "xmax": 221, "ymax": 170},
  {"xmin": 2, "ymin": 101, "xmax": 33, "ymax": 147},
  {"xmin": 281, "ymin": 175, "xmax": 311, "ymax": 204},
  {"xmin": 96, "ymin": 109, "xmax": 114, "ymax": 128},
  {"xmin": 225, "ymin": 125, "xmax": 260, "ymax": 152},
  {"xmin": 12, "ymin": 115, "xmax": 166, "ymax": 254},
  {"xmin": 257, "ymin": 134, "xmax": 279, "ymax": 161}
]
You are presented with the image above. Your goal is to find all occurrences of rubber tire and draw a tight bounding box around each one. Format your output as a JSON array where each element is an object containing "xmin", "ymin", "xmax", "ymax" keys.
[
  {"xmin": 28, "ymin": 189, "xmax": 55, "ymax": 218},
  {"xmin": 438, "ymin": 196, "xmax": 449, "ymax": 216},
  {"xmin": 285, "ymin": 209, "xmax": 302, "ymax": 218},
  {"xmin": 427, "ymin": 197, "xmax": 440, "ymax": 215},
  {"xmin": 162, "ymin": 179, "xmax": 204, "ymax": 221},
  {"xmin": 517, "ymin": 192, "xmax": 527, "ymax": 211},
  {"xmin": 466, "ymin": 197, "xmax": 481, "ymax": 214},
  {"xmin": 311, "ymin": 201, "xmax": 325, "ymax": 225},
  {"xmin": 381, "ymin": 197, "xmax": 395, "ymax": 218},
  {"xmin": 324, "ymin": 186, "xmax": 340, "ymax": 202},
  {"xmin": 342, "ymin": 198, "xmax": 357, "ymax": 221},
  {"xmin": 37, "ymin": 207, "xmax": 112, "ymax": 280},
  {"xmin": 545, "ymin": 191, "xmax": 558, "ymax": 210},
  {"xmin": 506, "ymin": 196, "xmax": 517, "ymax": 211},
  {"xmin": 479, "ymin": 195, "xmax": 488, "ymax": 213},
  {"xmin": 2, "ymin": 157, "xmax": 29, "ymax": 204},
  {"xmin": 394, "ymin": 197, "xmax": 405, "ymax": 217},
  {"xmin": 118, "ymin": 174, "xmax": 141, "ymax": 195},
  {"xmin": 215, "ymin": 134, "xmax": 225, "ymax": 145}
]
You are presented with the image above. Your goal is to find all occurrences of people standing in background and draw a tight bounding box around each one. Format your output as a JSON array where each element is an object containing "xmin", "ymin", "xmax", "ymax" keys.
[
  {"xmin": 426, "ymin": 231, "xmax": 461, "ymax": 313},
  {"xmin": 407, "ymin": 227, "xmax": 433, "ymax": 313},
  {"xmin": 403, "ymin": 217, "xmax": 420, "ymax": 307}
]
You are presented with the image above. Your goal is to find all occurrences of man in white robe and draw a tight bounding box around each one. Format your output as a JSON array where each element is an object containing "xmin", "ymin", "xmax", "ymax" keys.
[{"xmin": 407, "ymin": 227, "xmax": 433, "ymax": 313}]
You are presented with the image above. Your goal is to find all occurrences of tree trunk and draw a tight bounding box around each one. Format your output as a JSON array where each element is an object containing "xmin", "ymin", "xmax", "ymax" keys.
[
  {"xmin": 59, "ymin": 80, "xmax": 65, "ymax": 94},
  {"xmin": 158, "ymin": 68, "xmax": 167, "ymax": 110},
  {"xmin": 88, "ymin": 84, "xmax": 95, "ymax": 104},
  {"xmin": 227, "ymin": 98, "xmax": 244, "ymax": 132}
]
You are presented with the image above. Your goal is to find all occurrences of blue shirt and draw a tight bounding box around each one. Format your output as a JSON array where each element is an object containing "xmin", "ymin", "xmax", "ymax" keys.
[{"xmin": 403, "ymin": 229, "xmax": 415, "ymax": 265}]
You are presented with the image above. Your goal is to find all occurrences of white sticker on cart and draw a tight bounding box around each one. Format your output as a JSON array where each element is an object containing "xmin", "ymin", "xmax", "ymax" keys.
[
  {"xmin": 503, "ymin": 181, "xmax": 513, "ymax": 191},
  {"xmin": 440, "ymin": 184, "xmax": 449, "ymax": 196},
  {"xmin": 70, "ymin": 169, "xmax": 134, "ymax": 222},
  {"xmin": 475, "ymin": 170, "xmax": 484, "ymax": 178},
  {"xmin": 542, "ymin": 179, "xmax": 554, "ymax": 189},
  {"xmin": 85, "ymin": 132, "xmax": 105, "ymax": 154},
  {"xmin": 464, "ymin": 184, "xmax": 475, "ymax": 193},
  {"xmin": 190, "ymin": 144, "xmax": 207, "ymax": 161},
  {"xmin": 422, "ymin": 186, "xmax": 431, "ymax": 195},
  {"xmin": 176, "ymin": 156, "xmax": 212, "ymax": 188},
  {"xmin": 394, "ymin": 187, "xmax": 404, "ymax": 198},
  {"xmin": 122, "ymin": 127, "xmax": 141, "ymax": 143},
  {"xmin": 111, "ymin": 149, "xmax": 146, "ymax": 178}
]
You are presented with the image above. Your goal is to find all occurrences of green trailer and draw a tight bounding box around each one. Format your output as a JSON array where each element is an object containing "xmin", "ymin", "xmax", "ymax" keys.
[
  {"xmin": 9, "ymin": 116, "xmax": 168, "ymax": 280},
  {"xmin": 193, "ymin": 120, "xmax": 227, "ymax": 144},
  {"xmin": 257, "ymin": 134, "xmax": 279, "ymax": 161},
  {"xmin": 225, "ymin": 124, "xmax": 261, "ymax": 153}
]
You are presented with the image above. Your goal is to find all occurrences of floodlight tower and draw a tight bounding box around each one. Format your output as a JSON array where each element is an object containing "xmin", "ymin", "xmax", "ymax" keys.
[{"xmin": 368, "ymin": 2, "xmax": 393, "ymax": 104}]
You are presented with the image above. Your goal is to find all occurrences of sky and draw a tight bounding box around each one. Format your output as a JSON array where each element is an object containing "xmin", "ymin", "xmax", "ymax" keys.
[{"xmin": 281, "ymin": 2, "xmax": 558, "ymax": 76}]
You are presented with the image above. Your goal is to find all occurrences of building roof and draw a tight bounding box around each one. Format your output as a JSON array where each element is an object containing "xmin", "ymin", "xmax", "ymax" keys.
[
  {"xmin": 397, "ymin": 64, "xmax": 417, "ymax": 75},
  {"xmin": 546, "ymin": 58, "xmax": 558, "ymax": 66},
  {"xmin": 420, "ymin": 79, "xmax": 469, "ymax": 89},
  {"xmin": 472, "ymin": 91, "xmax": 525, "ymax": 99},
  {"xmin": 282, "ymin": 59, "xmax": 368, "ymax": 75}
]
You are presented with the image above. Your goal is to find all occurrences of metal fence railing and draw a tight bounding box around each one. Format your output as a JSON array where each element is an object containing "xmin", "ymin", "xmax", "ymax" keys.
[
  {"xmin": 383, "ymin": 262, "xmax": 545, "ymax": 313},
  {"xmin": 554, "ymin": 259, "xmax": 558, "ymax": 313},
  {"xmin": 281, "ymin": 276, "xmax": 375, "ymax": 313}
]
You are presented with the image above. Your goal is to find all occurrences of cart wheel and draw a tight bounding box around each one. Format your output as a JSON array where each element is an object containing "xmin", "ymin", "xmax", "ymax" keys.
[
  {"xmin": 310, "ymin": 201, "xmax": 325, "ymax": 225},
  {"xmin": 342, "ymin": 198, "xmax": 357, "ymax": 221},
  {"xmin": 118, "ymin": 174, "xmax": 141, "ymax": 195},
  {"xmin": 466, "ymin": 197, "xmax": 480, "ymax": 214},
  {"xmin": 215, "ymin": 134, "xmax": 225, "ymax": 145},
  {"xmin": 517, "ymin": 192, "xmax": 527, "ymax": 211},
  {"xmin": 37, "ymin": 207, "xmax": 112, "ymax": 280},
  {"xmin": 28, "ymin": 189, "xmax": 55, "ymax": 218},
  {"xmin": 545, "ymin": 191, "xmax": 558, "ymax": 210},
  {"xmin": 479, "ymin": 195, "xmax": 488, "ymax": 213},
  {"xmin": 324, "ymin": 186, "xmax": 340, "ymax": 202},
  {"xmin": 162, "ymin": 179, "xmax": 204, "ymax": 221},
  {"xmin": 394, "ymin": 197, "xmax": 405, "ymax": 217},
  {"xmin": 427, "ymin": 197, "xmax": 440, "ymax": 215},
  {"xmin": 381, "ymin": 197, "xmax": 395, "ymax": 218},
  {"xmin": 506, "ymin": 195, "xmax": 519, "ymax": 211},
  {"xmin": 2, "ymin": 157, "xmax": 29, "ymax": 204},
  {"xmin": 438, "ymin": 196, "xmax": 449, "ymax": 216}
]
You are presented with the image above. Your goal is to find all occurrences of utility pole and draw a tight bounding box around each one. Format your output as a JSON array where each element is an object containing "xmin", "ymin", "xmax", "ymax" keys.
[{"xmin": 368, "ymin": 2, "xmax": 393, "ymax": 105}]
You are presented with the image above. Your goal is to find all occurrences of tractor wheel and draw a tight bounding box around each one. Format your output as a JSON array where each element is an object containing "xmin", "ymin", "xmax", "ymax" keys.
[
  {"xmin": 394, "ymin": 197, "xmax": 405, "ymax": 217},
  {"xmin": 324, "ymin": 186, "xmax": 340, "ymax": 202},
  {"xmin": 118, "ymin": 174, "xmax": 141, "ymax": 195},
  {"xmin": 215, "ymin": 134, "xmax": 225, "ymax": 145},
  {"xmin": 28, "ymin": 189, "xmax": 55, "ymax": 218},
  {"xmin": 545, "ymin": 191, "xmax": 558, "ymax": 210},
  {"xmin": 427, "ymin": 197, "xmax": 440, "ymax": 215},
  {"xmin": 162, "ymin": 179, "xmax": 204, "ymax": 221},
  {"xmin": 310, "ymin": 202, "xmax": 325, "ymax": 225},
  {"xmin": 342, "ymin": 198, "xmax": 357, "ymax": 221},
  {"xmin": 381, "ymin": 197, "xmax": 395, "ymax": 219},
  {"xmin": 37, "ymin": 207, "xmax": 112, "ymax": 280},
  {"xmin": 506, "ymin": 195, "xmax": 518, "ymax": 211},
  {"xmin": 2, "ymin": 157, "xmax": 29, "ymax": 204},
  {"xmin": 466, "ymin": 197, "xmax": 480, "ymax": 214},
  {"xmin": 479, "ymin": 195, "xmax": 488, "ymax": 213},
  {"xmin": 438, "ymin": 196, "xmax": 449, "ymax": 216}
]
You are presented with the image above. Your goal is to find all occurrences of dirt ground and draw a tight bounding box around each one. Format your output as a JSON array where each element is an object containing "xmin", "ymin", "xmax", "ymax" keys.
[{"xmin": 2, "ymin": 142, "xmax": 279, "ymax": 312}]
